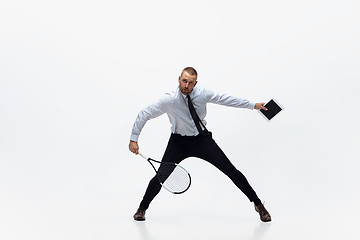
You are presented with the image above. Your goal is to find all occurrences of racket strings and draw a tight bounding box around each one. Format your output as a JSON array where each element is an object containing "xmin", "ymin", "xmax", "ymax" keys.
[{"xmin": 157, "ymin": 164, "xmax": 191, "ymax": 194}]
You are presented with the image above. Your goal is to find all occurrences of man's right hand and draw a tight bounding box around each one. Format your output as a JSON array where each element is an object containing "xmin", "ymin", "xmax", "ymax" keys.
[{"xmin": 129, "ymin": 140, "xmax": 139, "ymax": 155}]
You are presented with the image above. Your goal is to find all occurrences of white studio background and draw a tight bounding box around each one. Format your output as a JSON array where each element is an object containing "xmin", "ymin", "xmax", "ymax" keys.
[{"xmin": 1, "ymin": 0, "xmax": 359, "ymax": 240}]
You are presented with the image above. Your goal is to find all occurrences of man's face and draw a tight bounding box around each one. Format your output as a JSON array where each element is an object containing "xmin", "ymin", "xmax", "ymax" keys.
[{"xmin": 178, "ymin": 71, "xmax": 197, "ymax": 95}]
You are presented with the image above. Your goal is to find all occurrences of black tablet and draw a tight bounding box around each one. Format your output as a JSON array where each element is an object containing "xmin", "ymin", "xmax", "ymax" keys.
[{"xmin": 258, "ymin": 98, "xmax": 283, "ymax": 122}]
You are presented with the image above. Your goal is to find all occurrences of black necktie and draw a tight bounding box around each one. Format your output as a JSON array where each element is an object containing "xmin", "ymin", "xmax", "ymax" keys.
[{"xmin": 187, "ymin": 95, "xmax": 205, "ymax": 135}]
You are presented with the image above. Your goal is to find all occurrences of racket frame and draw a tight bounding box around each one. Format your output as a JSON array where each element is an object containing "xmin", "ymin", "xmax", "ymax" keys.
[{"xmin": 138, "ymin": 152, "xmax": 191, "ymax": 194}]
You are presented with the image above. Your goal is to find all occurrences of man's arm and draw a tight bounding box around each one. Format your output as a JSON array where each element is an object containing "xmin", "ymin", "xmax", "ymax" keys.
[
  {"xmin": 204, "ymin": 87, "xmax": 268, "ymax": 111},
  {"xmin": 129, "ymin": 93, "xmax": 172, "ymax": 154}
]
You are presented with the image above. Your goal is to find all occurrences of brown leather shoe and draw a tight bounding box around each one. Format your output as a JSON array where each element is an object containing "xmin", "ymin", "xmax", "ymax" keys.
[
  {"xmin": 133, "ymin": 207, "xmax": 146, "ymax": 221},
  {"xmin": 255, "ymin": 203, "xmax": 271, "ymax": 222}
]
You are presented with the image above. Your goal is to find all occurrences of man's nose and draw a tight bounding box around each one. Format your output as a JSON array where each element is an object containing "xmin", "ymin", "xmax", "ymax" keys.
[{"xmin": 185, "ymin": 82, "xmax": 189, "ymax": 88}]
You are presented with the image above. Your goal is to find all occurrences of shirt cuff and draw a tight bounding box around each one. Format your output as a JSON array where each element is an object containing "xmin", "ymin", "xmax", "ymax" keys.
[
  {"xmin": 130, "ymin": 133, "xmax": 139, "ymax": 142},
  {"xmin": 249, "ymin": 102, "xmax": 255, "ymax": 110}
]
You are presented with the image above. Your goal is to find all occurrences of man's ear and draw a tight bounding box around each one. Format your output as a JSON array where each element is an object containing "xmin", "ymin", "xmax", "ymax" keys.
[{"xmin": 193, "ymin": 81, "xmax": 198, "ymax": 87}]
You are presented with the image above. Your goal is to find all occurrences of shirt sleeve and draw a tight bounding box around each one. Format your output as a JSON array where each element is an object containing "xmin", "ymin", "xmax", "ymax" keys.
[
  {"xmin": 130, "ymin": 93, "xmax": 172, "ymax": 142},
  {"xmin": 204, "ymin": 88, "xmax": 255, "ymax": 110}
]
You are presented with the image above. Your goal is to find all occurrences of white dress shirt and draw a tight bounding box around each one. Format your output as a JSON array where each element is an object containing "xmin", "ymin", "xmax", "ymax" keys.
[{"xmin": 130, "ymin": 85, "xmax": 255, "ymax": 142}]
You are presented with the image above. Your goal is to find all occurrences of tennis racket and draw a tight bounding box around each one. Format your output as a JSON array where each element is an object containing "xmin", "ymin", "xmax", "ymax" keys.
[{"xmin": 138, "ymin": 152, "xmax": 191, "ymax": 194}]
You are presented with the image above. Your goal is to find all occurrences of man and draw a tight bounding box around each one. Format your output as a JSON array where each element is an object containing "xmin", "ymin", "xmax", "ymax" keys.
[{"xmin": 129, "ymin": 67, "xmax": 271, "ymax": 222}]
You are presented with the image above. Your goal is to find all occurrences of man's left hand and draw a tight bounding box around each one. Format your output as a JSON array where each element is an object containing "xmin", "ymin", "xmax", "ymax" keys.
[{"xmin": 255, "ymin": 102, "xmax": 268, "ymax": 111}]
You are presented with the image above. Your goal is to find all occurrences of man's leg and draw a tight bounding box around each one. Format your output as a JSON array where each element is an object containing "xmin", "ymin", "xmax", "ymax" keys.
[
  {"xmin": 134, "ymin": 134, "xmax": 191, "ymax": 220},
  {"xmin": 193, "ymin": 133, "xmax": 262, "ymax": 204},
  {"xmin": 192, "ymin": 132, "xmax": 271, "ymax": 222}
]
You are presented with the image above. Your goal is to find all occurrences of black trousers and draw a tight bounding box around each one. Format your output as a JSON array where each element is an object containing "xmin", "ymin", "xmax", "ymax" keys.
[{"xmin": 139, "ymin": 132, "xmax": 262, "ymax": 209}]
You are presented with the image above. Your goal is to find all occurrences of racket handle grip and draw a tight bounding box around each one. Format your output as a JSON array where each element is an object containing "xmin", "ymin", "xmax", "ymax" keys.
[{"xmin": 138, "ymin": 151, "xmax": 148, "ymax": 160}]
